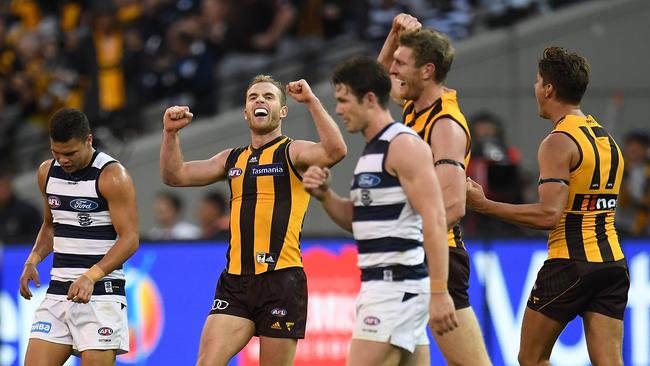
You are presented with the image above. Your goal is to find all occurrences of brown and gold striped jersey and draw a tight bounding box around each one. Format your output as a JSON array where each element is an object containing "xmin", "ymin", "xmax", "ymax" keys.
[
  {"xmin": 547, "ymin": 115, "xmax": 625, "ymax": 262},
  {"xmin": 402, "ymin": 90, "xmax": 471, "ymax": 248},
  {"xmin": 225, "ymin": 135, "xmax": 310, "ymax": 274}
]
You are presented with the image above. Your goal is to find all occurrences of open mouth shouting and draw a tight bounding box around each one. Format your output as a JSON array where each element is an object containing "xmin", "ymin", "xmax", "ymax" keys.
[{"xmin": 254, "ymin": 108, "xmax": 269, "ymax": 117}]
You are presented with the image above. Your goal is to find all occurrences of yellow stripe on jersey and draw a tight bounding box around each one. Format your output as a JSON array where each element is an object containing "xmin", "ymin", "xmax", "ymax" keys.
[
  {"xmin": 402, "ymin": 90, "xmax": 471, "ymax": 249},
  {"xmin": 225, "ymin": 135, "xmax": 310, "ymax": 275},
  {"xmin": 548, "ymin": 115, "xmax": 625, "ymax": 262}
]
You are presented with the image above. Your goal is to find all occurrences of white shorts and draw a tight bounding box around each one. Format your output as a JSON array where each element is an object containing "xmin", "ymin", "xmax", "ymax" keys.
[
  {"xmin": 29, "ymin": 297, "xmax": 129, "ymax": 355},
  {"xmin": 352, "ymin": 287, "xmax": 430, "ymax": 353}
]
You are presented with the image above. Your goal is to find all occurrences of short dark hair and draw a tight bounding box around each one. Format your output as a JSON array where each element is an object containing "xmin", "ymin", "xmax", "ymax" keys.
[
  {"xmin": 332, "ymin": 56, "xmax": 391, "ymax": 107},
  {"xmin": 538, "ymin": 46, "xmax": 590, "ymax": 104},
  {"xmin": 399, "ymin": 29, "xmax": 454, "ymax": 83},
  {"xmin": 49, "ymin": 108, "xmax": 91, "ymax": 142},
  {"xmin": 247, "ymin": 75, "xmax": 286, "ymax": 106},
  {"xmin": 157, "ymin": 191, "xmax": 182, "ymax": 213},
  {"xmin": 203, "ymin": 192, "xmax": 228, "ymax": 214},
  {"xmin": 624, "ymin": 131, "xmax": 650, "ymax": 147}
]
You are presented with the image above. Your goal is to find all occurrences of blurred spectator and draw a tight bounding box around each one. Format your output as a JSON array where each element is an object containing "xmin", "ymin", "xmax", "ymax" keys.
[
  {"xmin": 68, "ymin": 2, "xmax": 143, "ymax": 139},
  {"xmin": 617, "ymin": 131, "xmax": 650, "ymax": 236},
  {"xmin": 0, "ymin": 170, "xmax": 41, "ymax": 243},
  {"xmin": 466, "ymin": 111, "xmax": 526, "ymax": 236},
  {"xmin": 291, "ymin": 0, "xmax": 350, "ymax": 40},
  {"xmin": 361, "ymin": 0, "xmax": 413, "ymax": 45},
  {"xmin": 222, "ymin": 0, "xmax": 296, "ymax": 55},
  {"xmin": 149, "ymin": 191, "xmax": 200, "ymax": 240},
  {"xmin": 196, "ymin": 191, "xmax": 230, "ymax": 241},
  {"xmin": 417, "ymin": 0, "xmax": 476, "ymax": 40}
]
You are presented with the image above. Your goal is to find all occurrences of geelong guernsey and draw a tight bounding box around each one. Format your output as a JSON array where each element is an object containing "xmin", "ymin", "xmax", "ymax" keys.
[{"xmin": 45, "ymin": 151, "xmax": 126, "ymax": 303}]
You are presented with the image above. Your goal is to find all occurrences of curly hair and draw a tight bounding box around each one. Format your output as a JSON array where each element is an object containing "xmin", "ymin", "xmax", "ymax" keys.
[{"xmin": 538, "ymin": 46, "xmax": 590, "ymax": 104}]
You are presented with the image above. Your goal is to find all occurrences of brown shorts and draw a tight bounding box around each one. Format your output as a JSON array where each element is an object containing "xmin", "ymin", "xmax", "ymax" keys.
[
  {"xmin": 527, "ymin": 258, "xmax": 629, "ymax": 323},
  {"xmin": 449, "ymin": 247, "xmax": 471, "ymax": 310},
  {"xmin": 210, "ymin": 267, "xmax": 307, "ymax": 338}
]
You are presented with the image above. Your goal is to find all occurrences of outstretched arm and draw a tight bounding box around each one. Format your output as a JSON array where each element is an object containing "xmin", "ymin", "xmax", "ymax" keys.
[
  {"xmin": 430, "ymin": 118, "xmax": 470, "ymax": 229},
  {"xmin": 386, "ymin": 134, "xmax": 458, "ymax": 336},
  {"xmin": 67, "ymin": 163, "xmax": 140, "ymax": 303},
  {"xmin": 286, "ymin": 80, "xmax": 347, "ymax": 173},
  {"xmin": 303, "ymin": 166, "xmax": 353, "ymax": 232},
  {"xmin": 160, "ymin": 106, "xmax": 231, "ymax": 186},
  {"xmin": 467, "ymin": 133, "xmax": 575, "ymax": 229},
  {"xmin": 19, "ymin": 160, "xmax": 55, "ymax": 300}
]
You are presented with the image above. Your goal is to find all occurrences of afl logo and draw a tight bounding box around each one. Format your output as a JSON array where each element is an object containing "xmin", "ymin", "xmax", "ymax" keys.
[
  {"xmin": 358, "ymin": 174, "xmax": 381, "ymax": 188},
  {"xmin": 48, "ymin": 196, "xmax": 61, "ymax": 208},
  {"xmin": 363, "ymin": 316, "xmax": 381, "ymax": 326},
  {"xmin": 228, "ymin": 168, "xmax": 243, "ymax": 179},
  {"xmin": 271, "ymin": 308, "xmax": 287, "ymax": 317},
  {"xmin": 70, "ymin": 199, "xmax": 99, "ymax": 211},
  {"xmin": 98, "ymin": 327, "xmax": 114, "ymax": 336}
]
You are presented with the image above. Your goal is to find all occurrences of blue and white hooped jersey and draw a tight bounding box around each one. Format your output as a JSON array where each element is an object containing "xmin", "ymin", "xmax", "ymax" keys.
[
  {"xmin": 45, "ymin": 151, "xmax": 125, "ymax": 303},
  {"xmin": 351, "ymin": 123, "xmax": 429, "ymax": 289}
]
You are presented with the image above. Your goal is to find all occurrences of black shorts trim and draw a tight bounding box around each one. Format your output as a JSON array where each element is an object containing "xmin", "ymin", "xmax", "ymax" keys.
[
  {"xmin": 448, "ymin": 247, "xmax": 470, "ymax": 310},
  {"xmin": 527, "ymin": 258, "xmax": 629, "ymax": 323},
  {"xmin": 209, "ymin": 267, "xmax": 307, "ymax": 339}
]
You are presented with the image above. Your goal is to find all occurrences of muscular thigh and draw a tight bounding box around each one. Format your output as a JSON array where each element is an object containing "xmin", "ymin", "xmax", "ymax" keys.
[
  {"xmin": 433, "ymin": 307, "xmax": 491, "ymax": 366},
  {"xmin": 24, "ymin": 338, "xmax": 72, "ymax": 366}
]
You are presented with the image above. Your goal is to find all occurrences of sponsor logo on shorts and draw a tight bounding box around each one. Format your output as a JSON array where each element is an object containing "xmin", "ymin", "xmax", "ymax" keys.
[
  {"xmin": 357, "ymin": 173, "xmax": 381, "ymax": 188},
  {"xmin": 228, "ymin": 167, "xmax": 243, "ymax": 179},
  {"xmin": 48, "ymin": 196, "xmax": 61, "ymax": 209},
  {"xmin": 271, "ymin": 322, "xmax": 282, "ymax": 330},
  {"xmin": 285, "ymin": 322, "xmax": 295, "ymax": 332},
  {"xmin": 271, "ymin": 308, "xmax": 287, "ymax": 317},
  {"xmin": 250, "ymin": 163, "xmax": 285, "ymax": 177},
  {"xmin": 212, "ymin": 299, "xmax": 229, "ymax": 310},
  {"xmin": 31, "ymin": 321, "xmax": 52, "ymax": 334},
  {"xmin": 70, "ymin": 198, "xmax": 99, "ymax": 211},
  {"xmin": 105, "ymin": 281, "xmax": 114, "ymax": 293},
  {"xmin": 98, "ymin": 327, "xmax": 114, "ymax": 336},
  {"xmin": 363, "ymin": 316, "xmax": 381, "ymax": 326}
]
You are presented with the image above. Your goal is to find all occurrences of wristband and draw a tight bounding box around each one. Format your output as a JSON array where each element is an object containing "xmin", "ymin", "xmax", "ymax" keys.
[
  {"xmin": 25, "ymin": 252, "xmax": 42, "ymax": 266},
  {"xmin": 430, "ymin": 279, "xmax": 448, "ymax": 293},
  {"xmin": 82, "ymin": 265, "xmax": 106, "ymax": 283}
]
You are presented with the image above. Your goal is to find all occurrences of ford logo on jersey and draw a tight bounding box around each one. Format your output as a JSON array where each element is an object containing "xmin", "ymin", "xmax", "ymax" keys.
[
  {"xmin": 357, "ymin": 174, "xmax": 381, "ymax": 188},
  {"xmin": 228, "ymin": 167, "xmax": 243, "ymax": 179},
  {"xmin": 70, "ymin": 199, "xmax": 99, "ymax": 211}
]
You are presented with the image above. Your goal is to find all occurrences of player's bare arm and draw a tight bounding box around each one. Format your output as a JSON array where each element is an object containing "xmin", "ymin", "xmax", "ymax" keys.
[
  {"xmin": 377, "ymin": 13, "xmax": 421, "ymax": 72},
  {"xmin": 467, "ymin": 132, "xmax": 576, "ymax": 229},
  {"xmin": 303, "ymin": 166, "xmax": 353, "ymax": 232},
  {"xmin": 67, "ymin": 163, "xmax": 140, "ymax": 303},
  {"xmin": 385, "ymin": 134, "xmax": 458, "ymax": 335},
  {"xmin": 286, "ymin": 79, "xmax": 347, "ymax": 173},
  {"xmin": 430, "ymin": 118, "xmax": 470, "ymax": 228},
  {"xmin": 160, "ymin": 105, "xmax": 232, "ymax": 186},
  {"xmin": 377, "ymin": 13, "xmax": 421, "ymax": 105},
  {"xmin": 19, "ymin": 160, "xmax": 55, "ymax": 300}
]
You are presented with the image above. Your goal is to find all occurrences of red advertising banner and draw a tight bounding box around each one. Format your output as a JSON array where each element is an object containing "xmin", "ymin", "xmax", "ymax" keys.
[{"xmin": 239, "ymin": 244, "xmax": 360, "ymax": 365}]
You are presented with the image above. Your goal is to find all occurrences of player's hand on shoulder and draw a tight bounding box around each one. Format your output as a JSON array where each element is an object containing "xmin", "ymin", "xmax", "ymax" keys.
[
  {"xmin": 163, "ymin": 106, "xmax": 194, "ymax": 133},
  {"xmin": 303, "ymin": 166, "xmax": 331, "ymax": 200},
  {"xmin": 19, "ymin": 264, "xmax": 40, "ymax": 300},
  {"xmin": 286, "ymin": 79, "xmax": 316, "ymax": 104},
  {"xmin": 466, "ymin": 177, "xmax": 487, "ymax": 210},
  {"xmin": 392, "ymin": 13, "xmax": 421, "ymax": 35},
  {"xmin": 429, "ymin": 292, "xmax": 458, "ymax": 336}
]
